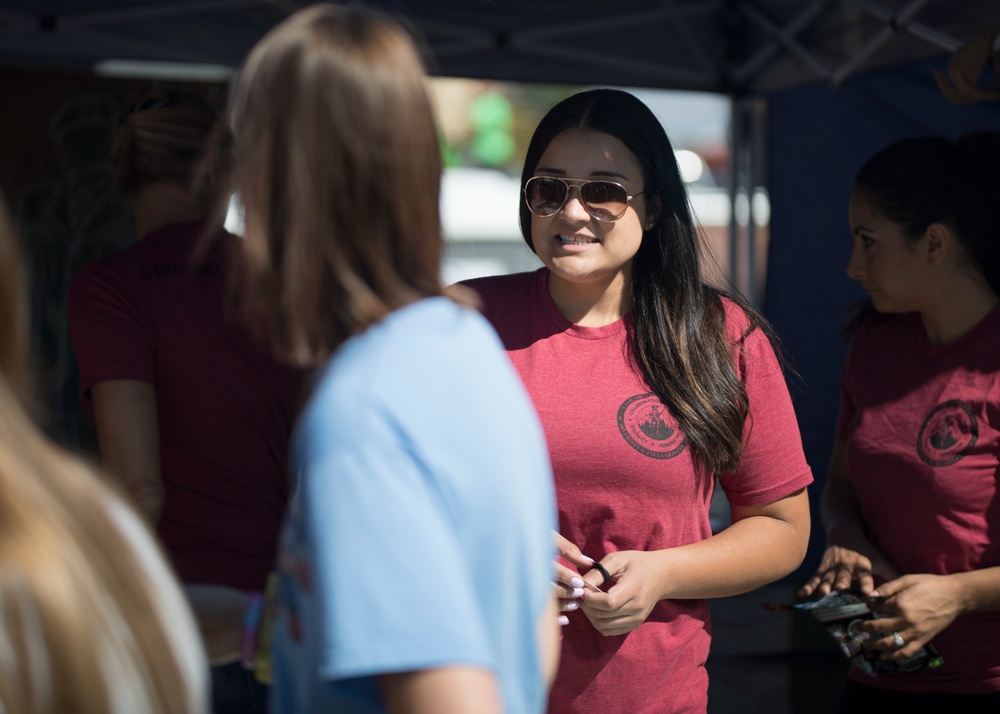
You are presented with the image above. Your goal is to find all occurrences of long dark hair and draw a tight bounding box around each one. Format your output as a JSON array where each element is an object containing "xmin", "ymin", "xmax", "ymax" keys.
[
  {"xmin": 229, "ymin": 4, "xmax": 449, "ymax": 366},
  {"xmin": 520, "ymin": 88, "xmax": 776, "ymax": 473},
  {"xmin": 846, "ymin": 131, "xmax": 1000, "ymax": 336}
]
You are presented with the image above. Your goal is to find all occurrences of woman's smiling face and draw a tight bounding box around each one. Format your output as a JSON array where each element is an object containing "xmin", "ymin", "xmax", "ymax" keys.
[{"xmin": 529, "ymin": 128, "xmax": 650, "ymax": 300}]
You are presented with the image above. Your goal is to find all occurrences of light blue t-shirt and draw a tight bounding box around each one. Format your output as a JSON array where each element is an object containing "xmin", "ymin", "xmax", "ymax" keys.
[{"xmin": 271, "ymin": 297, "xmax": 557, "ymax": 714}]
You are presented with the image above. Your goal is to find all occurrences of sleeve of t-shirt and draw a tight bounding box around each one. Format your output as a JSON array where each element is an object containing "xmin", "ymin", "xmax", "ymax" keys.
[
  {"xmin": 718, "ymin": 323, "xmax": 814, "ymax": 507},
  {"xmin": 300, "ymin": 438, "xmax": 495, "ymax": 684},
  {"xmin": 67, "ymin": 264, "xmax": 156, "ymax": 413}
]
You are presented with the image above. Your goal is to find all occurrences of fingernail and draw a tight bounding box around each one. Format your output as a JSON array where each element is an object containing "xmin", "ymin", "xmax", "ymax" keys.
[
  {"xmin": 570, "ymin": 576, "xmax": 585, "ymax": 589},
  {"xmin": 558, "ymin": 615, "xmax": 570, "ymax": 626},
  {"xmin": 564, "ymin": 600, "xmax": 579, "ymax": 611},
  {"xmin": 580, "ymin": 554, "xmax": 595, "ymax": 564},
  {"xmin": 571, "ymin": 587, "xmax": 584, "ymax": 598}
]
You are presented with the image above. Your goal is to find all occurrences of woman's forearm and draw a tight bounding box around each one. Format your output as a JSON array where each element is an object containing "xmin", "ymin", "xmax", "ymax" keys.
[
  {"xmin": 92, "ymin": 380, "xmax": 164, "ymax": 525},
  {"xmin": 948, "ymin": 567, "xmax": 1000, "ymax": 615},
  {"xmin": 646, "ymin": 488, "xmax": 811, "ymax": 600},
  {"xmin": 380, "ymin": 667, "xmax": 503, "ymax": 714}
]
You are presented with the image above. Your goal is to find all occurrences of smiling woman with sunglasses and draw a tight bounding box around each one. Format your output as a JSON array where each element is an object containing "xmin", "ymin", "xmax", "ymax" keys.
[{"xmin": 462, "ymin": 89, "xmax": 813, "ymax": 714}]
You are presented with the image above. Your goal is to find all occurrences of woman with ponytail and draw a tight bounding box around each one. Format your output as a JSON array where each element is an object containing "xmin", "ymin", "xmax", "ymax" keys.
[
  {"xmin": 799, "ymin": 132, "xmax": 1000, "ymax": 711},
  {"xmin": 67, "ymin": 87, "xmax": 305, "ymax": 712}
]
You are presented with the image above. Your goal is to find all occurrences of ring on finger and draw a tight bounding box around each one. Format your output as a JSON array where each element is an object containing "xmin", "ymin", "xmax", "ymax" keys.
[
  {"xmin": 590, "ymin": 561, "xmax": 612, "ymax": 587},
  {"xmin": 891, "ymin": 631, "xmax": 905, "ymax": 649}
]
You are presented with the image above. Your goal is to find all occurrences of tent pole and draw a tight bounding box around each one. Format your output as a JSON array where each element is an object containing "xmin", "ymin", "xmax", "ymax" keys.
[
  {"xmin": 728, "ymin": 96, "xmax": 753, "ymax": 302},
  {"xmin": 728, "ymin": 96, "xmax": 767, "ymax": 308},
  {"xmin": 728, "ymin": 96, "xmax": 739, "ymax": 298},
  {"xmin": 746, "ymin": 98, "xmax": 757, "ymax": 308}
]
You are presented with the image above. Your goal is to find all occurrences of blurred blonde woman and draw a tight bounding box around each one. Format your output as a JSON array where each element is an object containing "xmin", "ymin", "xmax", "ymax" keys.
[{"xmin": 0, "ymin": 197, "xmax": 209, "ymax": 713}]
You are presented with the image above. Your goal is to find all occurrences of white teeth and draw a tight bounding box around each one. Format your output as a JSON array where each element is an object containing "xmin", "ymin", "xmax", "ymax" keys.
[{"xmin": 557, "ymin": 235, "xmax": 598, "ymax": 245}]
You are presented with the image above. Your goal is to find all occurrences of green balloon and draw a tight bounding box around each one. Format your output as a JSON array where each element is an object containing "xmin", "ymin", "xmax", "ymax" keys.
[
  {"xmin": 471, "ymin": 128, "xmax": 515, "ymax": 166},
  {"xmin": 470, "ymin": 93, "xmax": 514, "ymax": 132}
]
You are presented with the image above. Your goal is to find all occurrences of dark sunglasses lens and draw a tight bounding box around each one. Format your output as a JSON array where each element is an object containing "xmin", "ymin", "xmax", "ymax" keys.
[
  {"xmin": 581, "ymin": 181, "xmax": 629, "ymax": 221},
  {"xmin": 527, "ymin": 178, "xmax": 568, "ymax": 217}
]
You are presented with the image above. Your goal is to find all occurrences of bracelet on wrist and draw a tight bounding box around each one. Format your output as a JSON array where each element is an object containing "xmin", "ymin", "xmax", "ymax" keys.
[{"xmin": 253, "ymin": 572, "xmax": 279, "ymax": 685}]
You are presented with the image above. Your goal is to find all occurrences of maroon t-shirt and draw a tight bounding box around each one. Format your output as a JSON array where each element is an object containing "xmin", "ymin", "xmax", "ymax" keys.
[
  {"xmin": 838, "ymin": 306, "xmax": 1000, "ymax": 693},
  {"xmin": 466, "ymin": 269, "xmax": 813, "ymax": 713},
  {"xmin": 69, "ymin": 221, "xmax": 304, "ymax": 590}
]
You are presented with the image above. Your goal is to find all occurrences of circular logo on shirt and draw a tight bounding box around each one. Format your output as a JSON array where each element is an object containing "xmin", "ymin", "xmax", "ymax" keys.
[
  {"xmin": 617, "ymin": 393, "xmax": 687, "ymax": 459},
  {"xmin": 916, "ymin": 400, "xmax": 977, "ymax": 467}
]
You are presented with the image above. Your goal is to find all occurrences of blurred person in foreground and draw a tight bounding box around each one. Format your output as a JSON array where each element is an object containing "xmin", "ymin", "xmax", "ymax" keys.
[
  {"xmin": 226, "ymin": 5, "xmax": 560, "ymax": 713},
  {"xmin": 0, "ymin": 196, "xmax": 209, "ymax": 713}
]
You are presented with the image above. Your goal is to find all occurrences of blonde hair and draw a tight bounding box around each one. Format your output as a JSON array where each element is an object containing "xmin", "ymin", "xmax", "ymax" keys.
[
  {"xmin": 0, "ymin": 197, "xmax": 208, "ymax": 714},
  {"xmin": 113, "ymin": 86, "xmax": 228, "ymax": 213},
  {"xmin": 0, "ymin": 200, "xmax": 32, "ymax": 409}
]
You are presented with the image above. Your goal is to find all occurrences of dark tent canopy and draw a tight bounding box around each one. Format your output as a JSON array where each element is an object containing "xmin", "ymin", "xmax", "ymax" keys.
[{"xmin": 0, "ymin": 1, "xmax": 998, "ymax": 95}]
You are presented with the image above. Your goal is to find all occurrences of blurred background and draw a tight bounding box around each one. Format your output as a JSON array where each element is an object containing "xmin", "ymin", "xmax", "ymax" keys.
[{"xmin": 1, "ymin": 68, "xmax": 754, "ymax": 457}]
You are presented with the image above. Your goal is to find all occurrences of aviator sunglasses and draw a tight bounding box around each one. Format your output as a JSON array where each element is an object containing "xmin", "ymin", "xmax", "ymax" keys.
[{"xmin": 524, "ymin": 176, "xmax": 643, "ymax": 222}]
